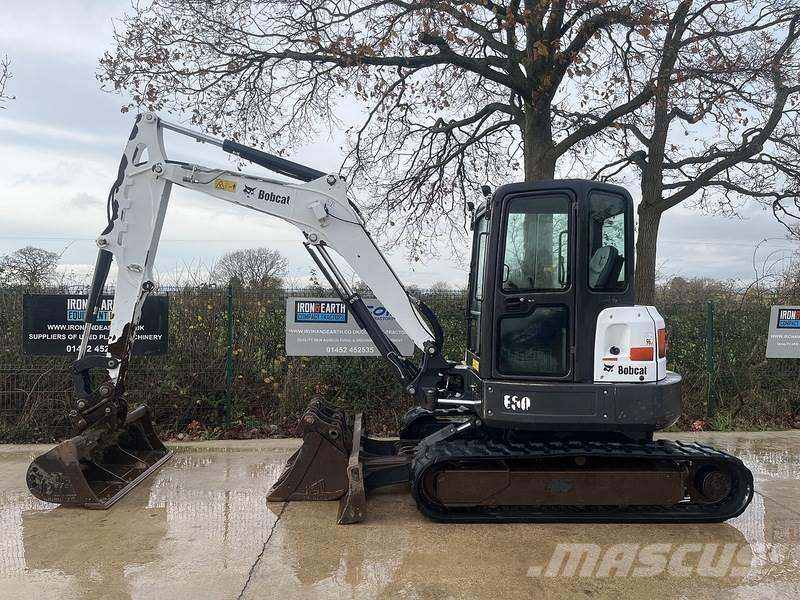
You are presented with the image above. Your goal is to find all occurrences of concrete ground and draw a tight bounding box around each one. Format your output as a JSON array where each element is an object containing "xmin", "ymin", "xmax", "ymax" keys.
[{"xmin": 1, "ymin": 432, "xmax": 798, "ymax": 600}]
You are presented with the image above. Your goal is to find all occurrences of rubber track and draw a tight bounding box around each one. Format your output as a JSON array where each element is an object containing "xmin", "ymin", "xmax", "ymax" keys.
[{"xmin": 411, "ymin": 438, "xmax": 754, "ymax": 523}]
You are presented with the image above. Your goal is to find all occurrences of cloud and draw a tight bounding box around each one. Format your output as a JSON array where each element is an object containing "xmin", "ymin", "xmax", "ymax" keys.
[
  {"xmin": 656, "ymin": 203, "xmax": 798, "ymax": 282},
  {"xmin": 0, "ymin": 115, "xmax": 119, "ymax": 147},
  {"xmin": 0, "ymin": 1, "xmax": 795, "ymax": 291},
  {"xmin": 0, "ymin": 0, "xmax": 128, "ymax": 62},
  {"xmin": 69, "ymin": 192, "xmax": 104, "ymax": 210}
]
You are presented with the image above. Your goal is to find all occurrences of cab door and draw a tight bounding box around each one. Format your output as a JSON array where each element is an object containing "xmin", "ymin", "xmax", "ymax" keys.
[{"xmin": 491, "ymin": 190, "xmax": 575, "ymax": 381}]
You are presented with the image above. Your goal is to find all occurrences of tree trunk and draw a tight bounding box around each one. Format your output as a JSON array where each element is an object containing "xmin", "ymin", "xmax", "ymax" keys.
[
  {"xmin": 635, "ymin": 202, "xmax": 662, "ymax": 304},
  {"xmin": 631, "ymin": 6, "xmax": 689, "ymax": 306},
  {"xmin": 522, "ymin": 100, "xmax": 556, "ymax": 181}
]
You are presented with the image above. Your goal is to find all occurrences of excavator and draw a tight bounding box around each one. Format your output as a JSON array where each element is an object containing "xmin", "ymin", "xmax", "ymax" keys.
[{"xmin": 27, "ymin": 113, "xmax": 754, "ymax": 523}]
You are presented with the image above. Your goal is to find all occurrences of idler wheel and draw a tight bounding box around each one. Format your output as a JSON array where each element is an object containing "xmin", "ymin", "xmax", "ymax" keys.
[{"xmin": 693, "ymin": 466, "xmax": 732, "ymax": 503}]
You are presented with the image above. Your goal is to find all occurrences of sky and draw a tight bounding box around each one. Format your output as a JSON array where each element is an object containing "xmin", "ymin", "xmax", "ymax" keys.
[{"xmin": 1, "ymin": 0, "xmax": 798, "ymax": 289}]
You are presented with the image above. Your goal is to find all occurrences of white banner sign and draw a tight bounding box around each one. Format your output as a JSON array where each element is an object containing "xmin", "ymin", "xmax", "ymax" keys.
[
  {"xmin": 766, "ymin": 306, "xmax": 800, "ymax": 358},
  {"xmin": 285, "ymin": 297, "xmax": 414, "ymax": 356}
]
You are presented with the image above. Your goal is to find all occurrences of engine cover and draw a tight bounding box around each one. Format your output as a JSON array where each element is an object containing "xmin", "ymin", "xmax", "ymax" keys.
[{"xmin": 593, "ymin": 306, "xmax": 667, "ymax": 383}]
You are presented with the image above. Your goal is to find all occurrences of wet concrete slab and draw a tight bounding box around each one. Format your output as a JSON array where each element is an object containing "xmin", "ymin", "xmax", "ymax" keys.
[{"xmin": 1, "ymin": 432, "xmax": 798, "ymax": 599}]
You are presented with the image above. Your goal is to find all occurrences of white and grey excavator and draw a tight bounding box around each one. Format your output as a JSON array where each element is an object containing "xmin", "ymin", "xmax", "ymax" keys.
[{"xmin": 27, "ymin": 113, "xmax": 753, "ymax": 523}]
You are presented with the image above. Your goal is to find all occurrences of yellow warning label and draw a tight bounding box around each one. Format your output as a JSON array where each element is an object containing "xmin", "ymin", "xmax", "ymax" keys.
[
  {"xmin": 214, "ymin": 178, "xmax": 237, "ymax": 193},
  {"xmin": 471, "ymin": 357, "xmax": 479, "ymax": 370}
]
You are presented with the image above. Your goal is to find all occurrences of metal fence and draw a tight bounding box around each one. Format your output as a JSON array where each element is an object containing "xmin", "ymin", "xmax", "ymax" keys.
[
  {"xmin": 1, "ymin": 286, "xmax": 798, "ymax": 442},
  {"xmin": 0, "ymin": 286, "xmax": 466, "ymax": 441}
]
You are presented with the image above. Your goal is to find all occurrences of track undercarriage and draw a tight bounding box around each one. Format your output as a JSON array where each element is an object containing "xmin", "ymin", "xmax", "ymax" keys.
[{"xmin": 267, "ymin": 398, "xmax": 754, "ymax": 524}]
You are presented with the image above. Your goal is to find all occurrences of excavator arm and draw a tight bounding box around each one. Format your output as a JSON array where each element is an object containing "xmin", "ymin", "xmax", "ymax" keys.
[
  {"xmin": 88, "ymin": 112, "xmax": 443, "ymax": 399},
  {"xmin": 26, "ymin": 112, "xmax": 452, "ymax": 510}
]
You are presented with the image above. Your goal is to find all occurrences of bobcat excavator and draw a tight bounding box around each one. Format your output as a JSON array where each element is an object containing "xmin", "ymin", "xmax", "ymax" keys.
[{"xmin": 27, "ymin": 113, "xmax": 753, "ymax": 523}]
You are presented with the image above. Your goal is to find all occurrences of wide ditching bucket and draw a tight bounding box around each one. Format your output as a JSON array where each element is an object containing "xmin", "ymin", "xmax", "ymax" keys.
[{"xmin": 27, "ymin": 405, "xmax": 173, "ymax": 509}]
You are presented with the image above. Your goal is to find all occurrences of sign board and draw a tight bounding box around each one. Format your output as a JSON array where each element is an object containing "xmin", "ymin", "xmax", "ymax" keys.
[
  {"xmin": 22, "ymin": 294, "xmax": 169, "ymax": 356},
  {"xmin": 285, "ymin": 297, "xmax": 414, "ymax": 356},
  {"xmin": 766, "ymin": 306, "xmax": 800, "ymax": 358}
]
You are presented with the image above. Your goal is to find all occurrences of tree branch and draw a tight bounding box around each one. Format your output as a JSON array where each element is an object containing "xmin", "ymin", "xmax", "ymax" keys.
[{"xmin": 0, "ymin": 55, "xmax": 13, "ymax": 108}]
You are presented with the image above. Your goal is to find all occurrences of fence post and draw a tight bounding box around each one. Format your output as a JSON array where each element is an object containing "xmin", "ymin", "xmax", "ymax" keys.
[
  {"xmin": 705, "ymin": 300, "xmax": 716, "ymax": 418},
  {"xmin": 225, "ymin": 282, "xmax": 234, "ymax": 428}
]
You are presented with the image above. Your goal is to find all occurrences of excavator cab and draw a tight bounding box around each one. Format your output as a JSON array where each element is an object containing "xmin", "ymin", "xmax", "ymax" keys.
[
  {"xmin": 467, "ymin": 180, "xmax": 633, "ymax": 384},
  {"xmin": 462, "ymin": 180, "xmax": 681, "ymax": 434}
]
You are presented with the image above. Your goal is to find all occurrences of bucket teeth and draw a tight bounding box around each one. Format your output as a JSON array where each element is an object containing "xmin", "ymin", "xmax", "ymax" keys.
[
  {"xmin": 267, "ymin": 397, "xmax": 353, "ymax": 502},
  {"xmin": 26, "ymin": 405, "xmax": 173, "ymax": 509}
]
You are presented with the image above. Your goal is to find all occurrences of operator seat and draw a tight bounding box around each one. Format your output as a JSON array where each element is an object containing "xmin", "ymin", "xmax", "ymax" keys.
[{"xmin": 589, "ymin": 245, "xmax": 623, "ymax": 290}]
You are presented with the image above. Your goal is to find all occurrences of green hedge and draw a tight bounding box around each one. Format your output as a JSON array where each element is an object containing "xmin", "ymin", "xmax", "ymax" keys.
[{"xmin": 1, "ymin": 286, "xmax": 798, "ymax": 441}]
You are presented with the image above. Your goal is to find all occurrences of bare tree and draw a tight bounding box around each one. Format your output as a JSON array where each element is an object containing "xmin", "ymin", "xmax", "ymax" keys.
[
  {"xmin": 591, "ymin": 2, "xmax": 800, "ymax": 302},
  {"xmin": 0, "ymin": 246, "xmax": 60, "ymax": 288},
  {"xmin": 0, "ymin": 55, "xmax": 13, "ymax": 108},
  {"xmin": 429, "ymin": 280, "xmax": 453, "ymax": 293},
  {"xmin": 99, "ymin": 1, "xmax": 664, "ymax": 256},
  {"xmin": 213, "ymin": 248, "xmax": 288, "ymax": 288}
]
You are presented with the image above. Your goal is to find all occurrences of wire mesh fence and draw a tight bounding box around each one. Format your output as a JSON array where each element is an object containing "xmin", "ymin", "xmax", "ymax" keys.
[{"xmin": 1, "ymin": 285, "xmax": 799, "ymax": 442}]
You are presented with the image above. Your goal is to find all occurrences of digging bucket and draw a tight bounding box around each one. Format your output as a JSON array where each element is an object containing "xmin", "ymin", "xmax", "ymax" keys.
[
  {"xmin": 27, "ymin": 405, "xmax": 173, "ymax": 509},
  {"xmin": 267, "ymin": 397, "xmax": 352, "ymax": 503}
]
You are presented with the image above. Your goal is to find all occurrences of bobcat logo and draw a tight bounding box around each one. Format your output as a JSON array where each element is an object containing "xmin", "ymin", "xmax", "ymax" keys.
[
  {"xmin": 503, "ymin": 395, "xmax": 531, "ymax": 411},
  {"xmin": 243, "ymin": 184, "xmax": 256, "ymax": 197},
  {"xmin": 603, "ymin": 363, "xmax": 614, "ymax": 372}
]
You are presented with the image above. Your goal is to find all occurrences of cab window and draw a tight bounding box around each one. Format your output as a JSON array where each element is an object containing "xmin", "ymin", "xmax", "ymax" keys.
[
  {"xmin": 588, "ymin": 191, "xmax": 628, "ymax": 291},
  {"xmin": 501, "ymin": 195, "xmax": 570, "ymax": 291},
  {"xmin": 467, "ymin": 214, "xmax": 488, "ymax": 354}
]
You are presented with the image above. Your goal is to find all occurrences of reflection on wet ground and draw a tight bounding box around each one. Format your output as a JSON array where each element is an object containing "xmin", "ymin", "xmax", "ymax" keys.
[
  {"xmin": 0, "ymin": 432, "xmax": 798, "ymax": 599},
  {"xmin": 0, "ymin": 443, "xmax": 288, "ymax": 600}
]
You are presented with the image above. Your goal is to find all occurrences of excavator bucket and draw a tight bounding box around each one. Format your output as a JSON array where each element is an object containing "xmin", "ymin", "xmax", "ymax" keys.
[
  {"xmin": 267, "ymin": 398, "xmax": 352, "ymax": 503},
  {"xmin": 267, "ymin": 398, "xmax": 410, "ymax": 524},
  {"xmin": 27, "ymin": 405, "xmax": 173, "ymax": 509}
]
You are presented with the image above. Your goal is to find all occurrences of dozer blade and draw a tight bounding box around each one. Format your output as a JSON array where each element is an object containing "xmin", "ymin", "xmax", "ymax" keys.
[
  {"xmin": 336, "ymin": 412, "xmax": 366, "ymax": 524},
  {"xmin": 26, "ymin": 405, "xmax": 173, "ymax": 509}
]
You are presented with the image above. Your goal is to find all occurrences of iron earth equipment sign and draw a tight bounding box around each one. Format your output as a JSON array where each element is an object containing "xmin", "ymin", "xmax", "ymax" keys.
[
  {"xmin": 22, "ymin": 294, "xmax": 169, "ymax": 356},
  {"xmin": 285, "ymin": 297, "xmax": 414, "ymax": 356},
  {"xmin": 766, "ymin": 306, "xmax": 800, "ymax": 358}
]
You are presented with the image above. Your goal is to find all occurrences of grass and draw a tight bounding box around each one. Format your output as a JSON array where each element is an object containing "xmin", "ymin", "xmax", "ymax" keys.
[{"xmin": 710, "ymin": 412, "xmax": 735, "ymax": 432}]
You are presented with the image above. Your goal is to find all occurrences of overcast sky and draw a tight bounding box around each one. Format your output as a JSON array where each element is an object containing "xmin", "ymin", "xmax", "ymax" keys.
[{"xmin": 1, "ymin": 0, "xmax": 798, "ymax": 289}]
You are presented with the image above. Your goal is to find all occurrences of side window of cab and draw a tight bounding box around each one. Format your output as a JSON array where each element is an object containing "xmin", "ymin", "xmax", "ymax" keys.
[{"xmin": 588, "ymin": 191, "xmax": 628, "ymax": 291}]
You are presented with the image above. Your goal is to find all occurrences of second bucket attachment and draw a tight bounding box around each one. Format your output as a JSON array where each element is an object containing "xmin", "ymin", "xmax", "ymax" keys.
[
  {"xmin": 267, "ymin": 398, "xmax": 412, "ymax": 524},
  {"xmin": 27, "ymin": 405, "xmax": 173, "ymax": 509},
  {"xmin": 267, "ymin": 398, "xmax": 352, "ymax": 502}
]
